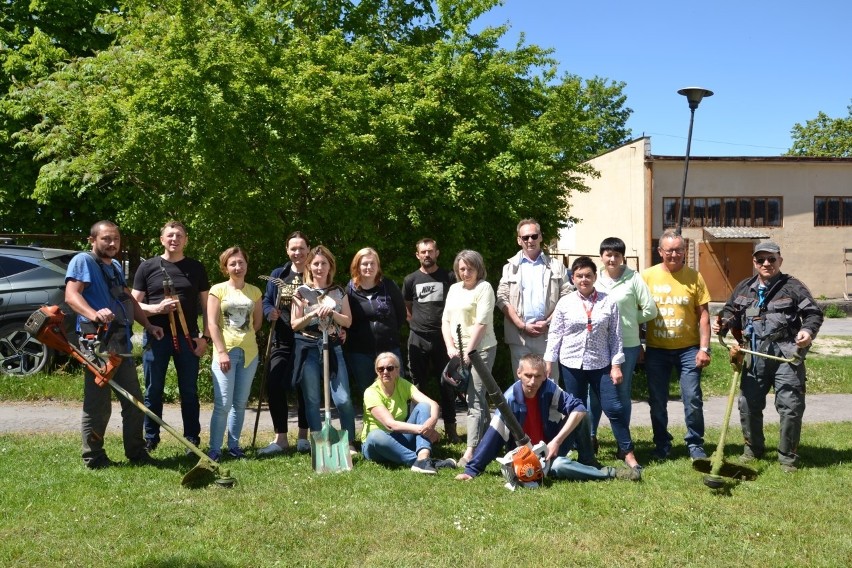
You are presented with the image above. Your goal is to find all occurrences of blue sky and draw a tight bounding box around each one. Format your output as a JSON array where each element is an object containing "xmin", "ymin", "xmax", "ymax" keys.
[{"xmin": 473, "ymin": 0, "xmax": 852, "ymax": 157}]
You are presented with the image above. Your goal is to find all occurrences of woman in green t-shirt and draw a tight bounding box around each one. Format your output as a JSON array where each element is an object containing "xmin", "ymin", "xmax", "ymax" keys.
[{"xmin": 361, "ymin": 353, "xmax": 457, "ymax": 474}]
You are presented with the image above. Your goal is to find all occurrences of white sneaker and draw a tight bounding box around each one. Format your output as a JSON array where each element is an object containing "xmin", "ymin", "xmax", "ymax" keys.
[
  {"xmin": 296, "ymin": 439, "xmax": 311, "ymax": 453},
  {"xmin": 257, "ymin": 442, "xmax": 286, "ymax": 457}
]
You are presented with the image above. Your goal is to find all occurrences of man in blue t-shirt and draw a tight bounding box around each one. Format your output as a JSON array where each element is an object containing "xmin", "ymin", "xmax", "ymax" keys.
[{"xmin": 65, "ymin": 220, "xmax": 164, "ymax": 470}]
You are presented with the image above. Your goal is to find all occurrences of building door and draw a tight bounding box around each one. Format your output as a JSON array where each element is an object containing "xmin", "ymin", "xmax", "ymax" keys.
[{"xmin": 699, "ymin": 242, "xmax": 754, "ymax": 301}]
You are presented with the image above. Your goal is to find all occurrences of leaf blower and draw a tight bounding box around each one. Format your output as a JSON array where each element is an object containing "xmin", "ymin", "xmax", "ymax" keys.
[{"xmin": 468, "ymin": 350, "xmax": 549, "ymax": 490}]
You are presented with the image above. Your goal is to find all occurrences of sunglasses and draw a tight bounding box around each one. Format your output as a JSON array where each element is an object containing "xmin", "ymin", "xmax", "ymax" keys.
[
  {"xmin": 376, "ymin": 365, "xmax": 396, "ymax": 373},
  {"xmin": 520, "ymin": 234, "xmax": 540, "ymax": 241},
  {"xmin": 754, "ymin": 257, "xmax": 777, "ymax": 265}
]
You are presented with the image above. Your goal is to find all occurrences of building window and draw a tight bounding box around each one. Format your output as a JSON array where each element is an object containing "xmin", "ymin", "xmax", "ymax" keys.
[
  {"xmin": 663, "ymin": 197, "xmax": 782, "ymax": 228},
  {"xmin": 815, "ymin": 196, "xmax": 852, "ymax": 226}
]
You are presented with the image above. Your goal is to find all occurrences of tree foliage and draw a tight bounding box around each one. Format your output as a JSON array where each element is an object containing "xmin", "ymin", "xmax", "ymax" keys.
[
  {"xmin": 3, "ymin": 0, "xmax": 632, "ymax": 282},
  {"xmin": 787, "ymin": 102, "xmax": 852, "ymax": 158}
]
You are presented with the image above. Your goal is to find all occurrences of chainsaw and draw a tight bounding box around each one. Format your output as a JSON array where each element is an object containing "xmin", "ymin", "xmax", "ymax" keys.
[{"xmin": 25, "ymin": 305, "xmax": 121, "ymax": 386}]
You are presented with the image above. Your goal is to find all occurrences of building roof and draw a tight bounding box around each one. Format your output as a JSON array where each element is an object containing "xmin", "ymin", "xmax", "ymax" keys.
[{"xmin": 703, "ymin": 227, "xmax": 771, "ymax": 239}]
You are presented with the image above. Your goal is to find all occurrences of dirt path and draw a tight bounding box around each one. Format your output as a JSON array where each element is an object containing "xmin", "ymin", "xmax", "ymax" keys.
[{"xmin": 3, "ymin": 394, "xmax": 852, "ymax": 435}]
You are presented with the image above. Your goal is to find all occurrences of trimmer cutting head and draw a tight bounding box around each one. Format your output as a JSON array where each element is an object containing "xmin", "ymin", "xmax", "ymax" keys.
[
  {"xmin": 692, "ymin": 458, "xmax": 758, "ymax": 486},
  {"xmin": 181, "ymin": 461, "xmax": 236, "ymax": 488}
]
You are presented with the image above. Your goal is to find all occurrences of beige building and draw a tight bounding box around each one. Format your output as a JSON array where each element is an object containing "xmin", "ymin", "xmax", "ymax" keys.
[{"xmin": 557, "ymin": 137, "xmax": 852, "ymax": 300}]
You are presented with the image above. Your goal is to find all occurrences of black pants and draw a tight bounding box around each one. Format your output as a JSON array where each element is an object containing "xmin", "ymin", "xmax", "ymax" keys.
[
  {"xmin": 267, "ymin": 342, "xmax": 307, "ymax": 433},
  {"xmin": 407, "ymin": 330, "xmax": 456, "ymax": 426}
]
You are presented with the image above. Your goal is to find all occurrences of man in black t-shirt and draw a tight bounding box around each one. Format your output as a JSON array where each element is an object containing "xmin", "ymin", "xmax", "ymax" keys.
[
  {"xmin": 131, "ymin": 221, "xmax": 210, "ymax": 450},
  {"xmin": 403, "ymin": 238, "xmax": 459, "ymax": 442}
]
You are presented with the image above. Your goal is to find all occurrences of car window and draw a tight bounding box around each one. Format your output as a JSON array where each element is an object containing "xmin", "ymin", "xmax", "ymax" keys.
[{"xmin": 0, "ymin": 256, "xmax": 39, "ymax": 278}]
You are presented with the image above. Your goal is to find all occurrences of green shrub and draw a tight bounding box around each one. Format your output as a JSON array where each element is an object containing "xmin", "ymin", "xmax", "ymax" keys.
[{"xmin": 823, "ymin": 304, "xmax": 847, "ymax": 318}]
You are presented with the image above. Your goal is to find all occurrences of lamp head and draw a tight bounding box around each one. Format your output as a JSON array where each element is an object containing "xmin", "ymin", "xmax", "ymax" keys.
[{"xmin": 678, "ymin": 87, "xmax": 714, "ymax": 110}]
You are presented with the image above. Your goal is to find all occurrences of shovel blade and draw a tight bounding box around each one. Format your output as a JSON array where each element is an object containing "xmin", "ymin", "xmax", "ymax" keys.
[
  {"xmin": 310, "ymin": 418, "xmax": 352, "ymax": 473},
  {"xmin": 692, "ymin": 458, "xmax": 758, "ymax": 481}
]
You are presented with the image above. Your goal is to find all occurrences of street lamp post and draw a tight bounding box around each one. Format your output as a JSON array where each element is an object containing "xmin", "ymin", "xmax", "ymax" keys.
[{"xmin": 675, "ymin": 87, "xmax": 713, "ymax": 235}]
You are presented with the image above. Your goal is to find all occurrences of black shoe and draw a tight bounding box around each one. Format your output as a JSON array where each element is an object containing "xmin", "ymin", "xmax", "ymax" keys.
[
  {"xmin": 185, "ymin": 437, "xmax": 201, "ymax": 456},
  {"xmin": 86, "ymin": 455, "xmax": 117, "ymax": 470},
  {"xmin": 144, "ymin": 438, "xmax": 159, "ymax": 452},
  {"xmin": 130, "ymin": 451, "xmax": 158, "ymax": 466},
  {"xmin": 432, "ymin": 458, "xmax": 458, "ymax": 470},
  {"xmin": 410, "ymin": 459, "xmax": 437, "ymax": 474}
]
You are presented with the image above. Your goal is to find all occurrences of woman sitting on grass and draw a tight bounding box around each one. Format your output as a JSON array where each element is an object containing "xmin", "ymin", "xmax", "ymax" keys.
[{"xmin": 361, "ymin": 352, "xmax": 457, "ymax": 474}]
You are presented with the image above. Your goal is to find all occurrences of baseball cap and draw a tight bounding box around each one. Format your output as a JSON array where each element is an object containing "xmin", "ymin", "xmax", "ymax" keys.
[{"xmin": 753, "ymin": 241, "xmax": 780, "ymax": 255}]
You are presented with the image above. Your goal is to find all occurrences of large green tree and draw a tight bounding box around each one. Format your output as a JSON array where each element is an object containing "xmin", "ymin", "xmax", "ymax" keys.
[
  {"xmin": 0, "ymin": 0, "xmax": 119, "ymax": 240},
  {"xmin": 787, "ymin": 102, "xmax": 852, "ymax": 158},
  {"xmin": 5, "ymin": 0, "xmax": 631, "ymax": 280}
]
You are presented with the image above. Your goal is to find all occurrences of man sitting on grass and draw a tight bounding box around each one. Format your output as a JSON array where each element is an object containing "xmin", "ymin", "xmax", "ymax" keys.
[{"xmin": 455, "ymin": 353, "xmax": 640, "ymax": 482}]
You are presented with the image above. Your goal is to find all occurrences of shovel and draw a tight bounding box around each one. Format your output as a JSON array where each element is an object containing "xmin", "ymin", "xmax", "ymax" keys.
[
  {"xmin": 310, "ymin": 320, "xmax": 353, "ymax": 473},
  {"xmin": 692, "ymin": 336, "xmax": 803, "ymax": 488}
]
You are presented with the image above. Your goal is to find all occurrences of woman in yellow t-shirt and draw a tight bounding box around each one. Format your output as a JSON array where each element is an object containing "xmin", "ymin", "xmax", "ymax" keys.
[{"xmin": 207, "ymin": 246, "xmax": 263, "ymax": 462}]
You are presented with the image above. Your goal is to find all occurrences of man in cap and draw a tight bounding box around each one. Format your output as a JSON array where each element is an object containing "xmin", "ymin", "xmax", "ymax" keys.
[{"xmin": 713, "ymin": 241, "xmax": 823, "ymax": 472}]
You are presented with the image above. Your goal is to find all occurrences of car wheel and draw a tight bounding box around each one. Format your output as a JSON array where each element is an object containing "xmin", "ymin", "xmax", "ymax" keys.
[{"xmin": 0, "ymin": 322, "xmax": 54, "ymax": 376}]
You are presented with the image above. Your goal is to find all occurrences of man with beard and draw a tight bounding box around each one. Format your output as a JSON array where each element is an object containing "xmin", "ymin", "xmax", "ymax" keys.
[
  {"xmin": 65, "ymin": 221, "xmax": 164, "ymax": 469},
  {"xmin": 403, "ymin": 238, "xmax": 459, "ymax": 442},
  {"xmin": 132, "ymin": 220, "xmax": 210, "ymax": 451}
]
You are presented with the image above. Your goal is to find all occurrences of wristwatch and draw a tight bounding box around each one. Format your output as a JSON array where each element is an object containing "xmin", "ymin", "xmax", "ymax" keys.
[
  {"xmin": 201, "ymin": 335, "xmax": 212, "ymax": 343},
  {"xmin": 699, "ymin": 347, "xmax": 711, "ymax": 355}
]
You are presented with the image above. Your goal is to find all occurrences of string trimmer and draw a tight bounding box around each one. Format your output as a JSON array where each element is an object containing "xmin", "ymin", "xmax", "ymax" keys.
[
  {"xmin": 25, "ymin": 305, "xmax": 236, "ymax": 488},
  {"xmin": 692, "ymin": 334, "xmax": 803, "ymax": 489}
]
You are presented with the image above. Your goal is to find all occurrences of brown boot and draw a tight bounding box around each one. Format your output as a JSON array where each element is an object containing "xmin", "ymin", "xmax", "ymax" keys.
[{"xmin": 445, "ymin": 424, "xmax": 461, "ymax": 444}]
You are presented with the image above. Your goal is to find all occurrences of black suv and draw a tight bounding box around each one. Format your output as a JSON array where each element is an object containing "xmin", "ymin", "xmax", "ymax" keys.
[{"xmin": 0, "ymin": 244, "xmax": 78, "ymax": 375}]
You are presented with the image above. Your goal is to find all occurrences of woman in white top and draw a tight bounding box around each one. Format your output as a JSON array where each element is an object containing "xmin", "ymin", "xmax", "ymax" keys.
[{"xmin": 442, "ymin": 250, "xmax": 496, "ymax": 467}]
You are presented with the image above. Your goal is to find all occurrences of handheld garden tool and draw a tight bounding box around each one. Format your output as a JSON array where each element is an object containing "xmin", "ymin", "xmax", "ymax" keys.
[
  {"xmin": 469, "ymin": 350, "xmax": 549, "ymax": 490},
  {"xmin": 692, "ymin": 335, "xmax": 803, "ymax": 489},
  {"xmin": 159, "ymin": 259, "xmax": 193, "ymax": 354},
  {"xmin": 25, "ymin": 305, "xmax": 235, "ymax": 488},
  {"xmin": 251, "ymin": 275, "xmax": 283, "ymax": 448},
  {"xmin": 310, "ymin": 299, "xmax": 352, "ymax": 473}
]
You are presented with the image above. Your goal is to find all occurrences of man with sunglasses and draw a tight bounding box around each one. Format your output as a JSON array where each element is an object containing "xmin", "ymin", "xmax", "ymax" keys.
[
  {"xmin": 497, "ymin": 218, "xmax": 572, "ymax": 372},
  {"xmin": 713, "ymin": 241, "xmax": 823, "ymax": 473}
]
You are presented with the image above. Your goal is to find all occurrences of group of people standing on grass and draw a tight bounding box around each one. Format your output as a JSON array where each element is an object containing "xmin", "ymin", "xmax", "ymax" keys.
[{"xmin": 67, "ymin": 218, "xmax": 822, "ymax": 479}]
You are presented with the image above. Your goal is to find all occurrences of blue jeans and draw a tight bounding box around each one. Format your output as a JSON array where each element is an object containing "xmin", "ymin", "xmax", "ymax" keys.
[
  {"xmin": 210, "ymin": 348, "xmax": 258, "ymax": 451},
  {"xmin": 549, "ymin": 456, "xmax": 612, "ymax": 480},
  {"xmin": 588, "ymin": 345, "xmax": 641, "ymax": 437},
  {"xmin": 347, "ymin": 348, "xmax": 403, "ymax": 400},
  {"xmin": 361, "ymin": 402, "xmax": 433, "ymax": 466},
  {"xmin": 142, "ymin": 332, "xmax": 201, "ymax": 443},
  {"xmin": 560, "ymin": 364, "xmax": 634, "ymax": 461},
  {"xmin": 644, "ymin": 346, "xmax": 704, "ymax": 453},
  {"xmin": 300, "ymin": 343, "xmax": 356, "ymax": 443}
]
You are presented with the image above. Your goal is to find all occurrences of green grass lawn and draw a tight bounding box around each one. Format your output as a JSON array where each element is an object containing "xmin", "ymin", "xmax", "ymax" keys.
[{"xmin": 1, "ymin": 423, "xmax": 851, "ymax": 567}]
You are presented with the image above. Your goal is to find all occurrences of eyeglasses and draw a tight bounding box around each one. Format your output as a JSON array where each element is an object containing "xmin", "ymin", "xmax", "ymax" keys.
[
  {"xmin": 520, "ymin": 234, "xmax": 540, "ymax": 241},
  {"xmin": 376, "ymin": 365, "xmax": 396, "ymax": 373},
  {"xmin": 754, "ymin": 256, "xmax": 777, "ymax": 265},
  {"xmin": 660, "ymin": 248, "xmax": 684, "ymax": 256}
]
